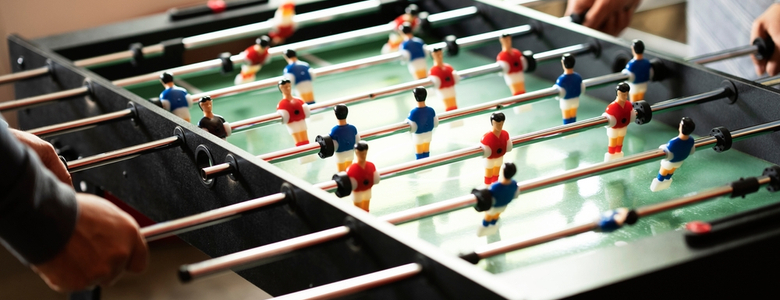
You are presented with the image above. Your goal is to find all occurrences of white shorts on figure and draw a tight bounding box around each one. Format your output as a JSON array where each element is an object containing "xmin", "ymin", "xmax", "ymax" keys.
[
  {"xmin": 484, "ymin": 156, "xmax": 504, "ymax": 168},
  {"xmin": 172, "ymin": 107, "xmax": 191, "ymax": 121},
  {"xmin": 606, "ymin": 127, "xmax": 628, "ymax": 138},
  {"xmin": 284, "ymin": 119, "xmax": 308, "ymax": 134},
  {"xmin": 295, "ymin": 80, "xmax": 313, "ymax": 95},
  {"xmin": 660, "ymin": 159, "xmax": 684, "ymax": 169},
  {"xmin": 412, "ymin": 131, "xmax": 433, "ymax": 145},
  {"xmin": 559, "ymin": 97, "xmax": 580, "ymax": 110},
  {"xmin": 503, "ymin": 71, "xmax": 525, "ymax": 86},
  {"xmin": 408, "ymin": 58, "xmax": 427, "ymax": 75},
  {"xmin": 628, "ymin": 82, "xmax": 647, "ymax": 95},
  {"xmin": 486, "ymin": 205, "xmax": 508, "ymax": 215},
  {"xmin": 335, "ymin": 150, "xmax": 355, "ymax": 164},
  {"xmin": 352, "ymin": 189, "xmax": 371, "ymax": 203},
  {"xmin": 437, "ymin": 86, "xmax": 455, "ymax": 99}
]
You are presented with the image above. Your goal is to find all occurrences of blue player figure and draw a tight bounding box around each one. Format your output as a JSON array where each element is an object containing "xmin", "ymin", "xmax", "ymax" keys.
[
  {"xmin": 282, "ymin": 49, "xmax": 315, "ymax": 104},
  {"xmin": 405, "ymin": 87, "xmax": 438, "ymax": 159},
  {"xmin": 158, "ymin": 72, "xmax": 192, "ymax": 122},
  {"xmin": 329, "ymin": 104, "xmax": 360, "ymax": 172},
  {"xmin": 622, "ymin": 39, "xmax": 652, "ymax": 102},
  {"xmin": 554, "ymin": 54, "xmax": 585, "ymax": 124},
  {"xmin": 650, "ymin": 117, "xmax": 696, "ymax": 192},
  {"xmin": 399, "ymin": 23, "xmax": 428, "ymax": 80},
  {"xmin": 477, "ymin": 162, "xmax": 520, "ymax": 237}
]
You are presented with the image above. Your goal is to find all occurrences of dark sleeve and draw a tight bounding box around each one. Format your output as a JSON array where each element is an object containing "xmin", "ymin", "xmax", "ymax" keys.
[{"xmin": 0, "ymin": 119, "xmax": 78, "ymax": 265}]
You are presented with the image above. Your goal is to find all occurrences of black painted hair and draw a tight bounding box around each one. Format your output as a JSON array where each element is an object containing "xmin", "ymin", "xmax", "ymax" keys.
[
  {"xmin": 401, "ymin": 23, "xmax": 413, "ymax": 34},
  {"xmin": 617, "ymin": 82, "xmax": 630, "ymax": 93},
  {"xmin": 491, "ymin": 112, "xmax": 506, "ymax": 123},
  {"xmin": 562, "ymin": 53, "xmax": 575, "ymax": 69},
  {"xmin": 160, "ymin": 72, "xmax": 174, "ymax": 83},
  {"xmin": 284, "ymin": 49, "xmax": 297, "ymax": 58},
  {"xmin": 680, "ymin": 117, "xmax": 696, "ymax": 135},
  {"xmin": 256, "ymin": 36, "xmax": 271, "ymax": 47},
  {"xmin": 355, "ymin": 141, "xmax": 369, "ymax": 151},
  {"xmin": 632, "ymin": 39, "xmax": 645, "ymax": 54},
  {"xmin": 334, "ymin": 104, "xmax": 349, "ymax": 120},
  {"xmin": 502, "ymin": 162, "xmax": 517, "ymax": 179},
  {"xmin": 432, "ymin": 48, "xmax": 443, "ymax": 53},
  {"xmin": 278, "ymin": 79, "xmax": 291, "ymax": 93},
  {"xmin": 413, "ymin": 86, "xmax": 427, "ymax": 102},
  {"xmin": 406, "ymin": 4, "xmax": 419, "ymax": 16}
]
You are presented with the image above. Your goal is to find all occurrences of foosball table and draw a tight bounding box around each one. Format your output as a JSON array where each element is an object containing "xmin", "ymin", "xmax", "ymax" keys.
[{"xmin": 6, "ymin": 0, "xmax": 780, "ymax": 298}]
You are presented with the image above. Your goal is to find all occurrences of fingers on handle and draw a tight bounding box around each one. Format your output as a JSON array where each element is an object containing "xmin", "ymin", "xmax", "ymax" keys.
[
  {"xmin": 583, "ymin": 0, "xmax": 611, "ymax": 29},
  {"xmin": 126, "ymin": 230, "xmax": 149, "ymax": 274},
  {"xmin": 752, "ymin": 19, "xmax": 768, "ymax": 75}
]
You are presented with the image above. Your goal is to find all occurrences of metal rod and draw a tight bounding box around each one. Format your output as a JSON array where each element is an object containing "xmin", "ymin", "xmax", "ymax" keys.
[
  {"xmin": 66, "ymin": 136, "xmax": 180, "ymax": 173},
  {"xmin": 757, "ymin": 74, "xmax": 780, "ymax": 86},
  {"xmin": 686, "ymin": 45, "xmax": 758, "ymax": 64},
  {"xmin": 141, "ymin": 193, "xmax": 287, "ymax": 242},
  {"xmin": 111, "ymin": 6, "xmax": 478, "ymax": 88},
  {"xmin": 273, "ymin": 263, "xmax": 421, "ymax": 300},
  {"xmin": 230, "ymin": 42, "xmax": 591, "ymax": 132},
  {"xmin": 471, "ymin": 175, "xmax": 773, "ymax": 262},
  {"xmin": 194, "ymin": 25, "xmax": 535, "ymax": 101},
  {"xmin": 0, "ymin": 86, "xmax": 90, "ymax": 112},
  {"xmin": 649, "ymin": 88, "xmax": 728, "ymax": 114},
  {"xmin": 0, "ymin": 67, "xmax": 50, "ymax": 85},
  {"xmin": 27, "ymin": 108, "xmax": 134, "ymax": 138}
]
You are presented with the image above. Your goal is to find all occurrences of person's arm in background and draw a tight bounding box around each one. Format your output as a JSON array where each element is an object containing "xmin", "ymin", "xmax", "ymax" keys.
[
  {"xmin": 0, "ymin": 118, "xmax": 148, "ymax": 292},
  {"xmin": 566, "ymin": 0, "xmax": 642, "ymax": 36},
  {"xmin": 751, "ymin": 3, "xmax": 780, "ymax": 76}
]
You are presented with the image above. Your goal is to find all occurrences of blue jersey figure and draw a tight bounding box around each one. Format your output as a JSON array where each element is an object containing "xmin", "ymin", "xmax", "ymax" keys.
[
  {"xmin": 327, "ymin": 104, "xmax": 360, "ymax": 172},
  {"xmin": 597, "ymin": 208, "xmax": 631, "ymax": 232},
  {"xmin": 622, "ymin": 40, "xmax": 652, "ymax": 102},
  {"xmin": 405, "ymin": 87, "xmax": 438, "ymax": 159},
  {"xmin": 399, "ymin": 23, "xmax": 428, "ymax": 80},
  {"xmin": 282, "ymin": 49, "xmax": 316, "ymax": 104},
  {"xmin": 158, "ymin": 72, "xmax": 192, "ymax": 122},
  {"xmin": 477, "ymin": 162, "xmax": 520, "ymax": 237},
  {"xmin": 554, "ymin": 54, "xmax": 586, "ymax": 124},
  {"xmin": 651, "ymin": 117, "xmax": 696, "ymax": 192}
]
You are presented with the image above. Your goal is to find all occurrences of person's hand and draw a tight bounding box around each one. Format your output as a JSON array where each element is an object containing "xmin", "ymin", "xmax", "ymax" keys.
[
  {"xmin": 31, "ymin": 193, "xmax": 149, "ymax": 292},
  {"xmin": 566, "ymin": 0, "xmax": 641, "ymax": 36},
  {"xmin": 10, "ymin": 129, "xmax": 71, "ymax": 186},
  {"xmin": 751, "ymin": 3, "xmax": 780, "ymax": 76}
]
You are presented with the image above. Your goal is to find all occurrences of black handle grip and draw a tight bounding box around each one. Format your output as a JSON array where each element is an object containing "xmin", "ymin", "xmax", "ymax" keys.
[{"xmin": 753, "ymin": 36, "xmax": 775, "ymax": 61}]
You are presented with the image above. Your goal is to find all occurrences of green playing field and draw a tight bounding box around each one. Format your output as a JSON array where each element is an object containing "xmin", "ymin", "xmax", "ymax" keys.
[{"xmin": 126, "ymin": 37, "xmax": 778, "ymax": 274}]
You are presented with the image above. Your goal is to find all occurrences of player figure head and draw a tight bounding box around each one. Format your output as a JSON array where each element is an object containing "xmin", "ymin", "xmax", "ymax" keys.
[
  {"xmin": 256, "ymin": 36, "xmax": 271, "ymax": 50},
  {"xmin": 499, "ymin": 33, "xmax": 513, "ymax": 51},
  {"xmin": 334, "ymin": 104, "xmax": 349, "ymax": 124},
  {"xmin": 401, "ymin": 23, "xmax": 414, "ymax": 37},
  {"xmin": 278, "ymin": 79, "xmax": 293, "ymax": 98},
  {"xmin": 632, "ymin": 39, "xmax": 645, "ymax": 57},
  {"xmin": 405, "ymin": 4, "xmax": 420, "ymax": 17},
  {"xmin": 283, "ymin": 49, "xmax": 298, "ymax": 63},
  {"xmin": 198, "ymin": 96, "xmax": 213, "ymax": 115},
  {"xmin": 679, "ymin": 117, "xmax": 695, "ymax": 136},
  {"xmin": 160, "ymin": 72, "xmax": 174, "ymax": 87},
  {"xmin": 616, "ymin": 82, "xmax": 630, "ymax": 103},
  {"xmin": 500, "ymin": 162, "xmax": 517, "ymax": 183},
  {"xmin": 280, "ymin": 1, "xmax": 295, "ymax": 17},
  {"xmin": 413, "ymin": 86, "xmax": 427, "ymax": 105},
  {"xmin": 490, "ymin": 112, "xmax": 506, "ymax": 134},
  {"xmin": 562, "ymin": 54, "xmax": 575, "ymax": 71},
  {"xmin": 431, "ymin": 48, "xmax": 444, "ymax": 66},
  {"xmin": 355, "ymin": 141, "xmax": 369, "ymax": 164}
]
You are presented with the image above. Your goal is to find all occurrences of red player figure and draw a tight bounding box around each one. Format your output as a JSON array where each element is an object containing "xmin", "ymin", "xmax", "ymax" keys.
[
  {"xmin": 480, "ymin": 112, "xmax": 513, "ymax": 184},
  {"xmin": 197, "ymin": 96, "xmax": 231, "ymax": 140},
  {"xmin": 496, "ymin": 33, "xmax": 527, "ymax": 96},
  {"xmin": 269, "ymin": 1, "xmax": 296, "ymax": 45},
  {"xmin": 276, "ymin": 79, "xmax": 310, "ymax": 146},
  {"xmin": 382, "ymin": 4, "xmax": 421, "ymax": 53},
  {"xmin": 602, "ymin": 82, "xmax": 637, "ymax": 161},
  {"xmin": 428, "ymin": 48, "xmax": 460, "ymax": 111},
  {"xmin": 346, "ymin": 141, "xmax": 380, "ymax": 212},
  {"xmin": 235, "ymin": 36, "xmax": 271, "ymax": 85}
]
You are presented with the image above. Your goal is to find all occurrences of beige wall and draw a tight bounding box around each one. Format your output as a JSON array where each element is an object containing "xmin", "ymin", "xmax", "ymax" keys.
[{"xmin": 0, "ymin": 0, "xmax": 202, "ymax": 126}]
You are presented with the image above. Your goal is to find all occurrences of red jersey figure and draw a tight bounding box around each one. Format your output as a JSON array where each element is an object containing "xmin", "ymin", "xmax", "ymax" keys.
[
  {"xmin": 276, "ymin": 79, "xmax": 310, "ymax": 146},
  {"xmin": 235, "ymin": 36, "xmax": 271, "ymax": 85},
  {"xmin": 602, "ymin": 82, "xmax": 637, "ymax": 161},
  {"xmin": 428, "ymin": 48, "xmax": 460, "ymax": 111},
  {"xmin": 496, "ymin": 33, "xmax": 527, "ymax": 96},
  {"xmin": 480, "ymin": 112, "xmax": 513, "ymax": 184},
  {"xmin": 346, "ymin": 141, "xmax": 380, "ymax": 212},
  {"xmin": 269, "ymin": 1, "xmax": 296, "ymax": 45},
  {"xmin": 382, "ymin": 4, "xmax": 421, "ymax": 53}
]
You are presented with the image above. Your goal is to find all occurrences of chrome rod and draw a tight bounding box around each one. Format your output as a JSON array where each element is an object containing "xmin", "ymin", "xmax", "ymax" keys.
[
  {"xmin": 649, "ymin": 88, "xmax": 728, "ymax": 114},
  {"xmin": 273, "ymin": 263, "xmax": 421, "ymax": 300},
  {"xmin": 142, "ymin": 193, "xmax": 287, "ymax": 242},
  {"xmin": 381, "ymin": 194, "xmax": 478, "ymax": 224},
  {"xmin": 195, "ymin": 25, "xmax": 534, "ymax": 101},
  {"xmin": 0, "ymin": 86, "xmax": 90, "ymax": 112},
  {"xmin": 67, "ymin": 136, "xmax": 180, "ymax": 173},
  {"xmin": 757, "ymin": 74, "xmax": 780, "ymax": 86},
  {"xmin": 27, "ymin": 108, "xmax": 134, "ymax": 138},
  {"xmin": 686, "ymin": 45, "xmax": 758, "ymax": 64},
  {"xmin": 0, "ymin": 67, "xmax": 50, "ymax": 85}
]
